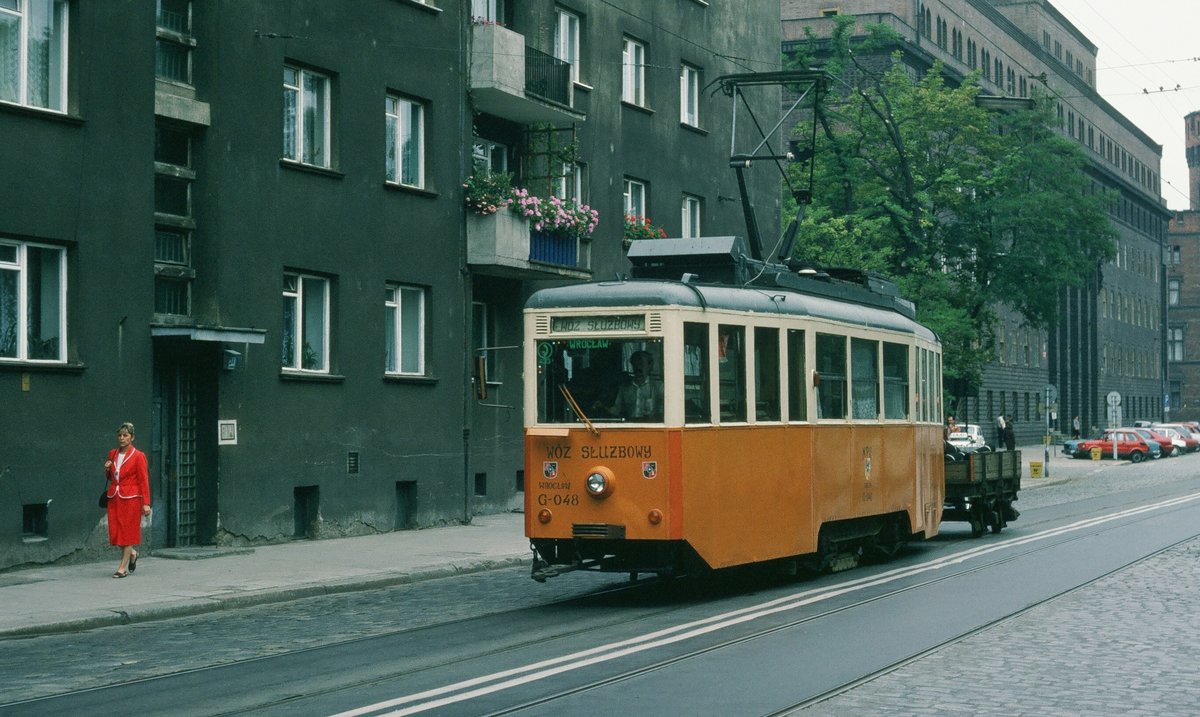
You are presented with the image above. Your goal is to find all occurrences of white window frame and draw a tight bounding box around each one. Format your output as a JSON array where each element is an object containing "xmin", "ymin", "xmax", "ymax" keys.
[
  {"xmin": 556, "ymin": 161, "xmax": 584, "ymax": 202},
  {"xmin": 0, "ymin": 0, "xmax": 69, "ymax": 112},
  {"xmin": 680, "ymin": 64, "xmax": 699, "ymax": 126},
  {"xmin": 386, "ymin": 94, "xmax": 425, "ymax": 188},
  {"xmin": 621, "ymin": 37, "xmax": 645, "ymax": 106},
  {"xmin": 282, "ymin": 65, "xmax": 331, "ymax": 168},
  {"xmin": 623, "ymin": 178, "xmax": 646, "ymax": 218},
  {"xmin": 470, "ymin": 0, "xmax": 498, "ymax": 22},
  {"xmin": 0, "ymin": 239, "xmax": 67, "ymax": 363},
  {"xmin": 472, "ymin": 137, "xmax": 508, "ymax": 175},
  {"xmin": 681, "ymin": 194, "xmax": 701, "ymax": 238},
  {"xmin": 385, "ymin": 283, "xmax": 426, "ymax": 376},
  {"xmin": 1169, "ymin": 278, "xmax": 1181, "ymax": 306},
  {"xmin": 281, "ymin": 272, "xmax": 330, "ymax": 373},
  {"xmin": 554, "ymin": 8, "xmax": 580, "ymax": 84}
]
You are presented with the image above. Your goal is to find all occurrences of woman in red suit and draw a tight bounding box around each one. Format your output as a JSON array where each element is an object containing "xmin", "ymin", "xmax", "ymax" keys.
[{"xmin": 105, "ymin": 422, "xmax": 150, "ymax": 578}]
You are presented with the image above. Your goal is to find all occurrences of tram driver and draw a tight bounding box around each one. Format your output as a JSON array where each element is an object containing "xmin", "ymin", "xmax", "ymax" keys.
[{"xmin": 605, "ymin": 349, "xmax": 664, "ymax": 421}]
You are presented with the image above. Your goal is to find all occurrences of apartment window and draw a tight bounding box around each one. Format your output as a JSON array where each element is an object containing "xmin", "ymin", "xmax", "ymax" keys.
[
  {"xmin": 281, "ymin": 272, "xmax": 330, "ymax": 372},
  {"xmin": 1169, "ymin": 327, "xmax": 1184, "ymax": 362},
  {"xmin": 0, "ymin": 0, "xmax": 68, "ymax": 111},
  {"xmin": 554, "ymin": 8, "xmax": 580, "ymax": 84},
  {"xmin": 623, "ymin": 178, "xmax": 646, "ymax": 217},
  {"xmin": 621, "ymin": 37, "xmax": 645, "ymax": 106},
  {"xmin": 680, "ymin": 63, "xmax": 699, "ymax": 126},
  {"xmin": 472, "ymin": 138, "xmax": 508, "ymax": 175},
  {"xmin": 0, "ymin": 240, "xmax": 66, "ymax": 362},
  {"xmin": 155, "ymin": 0, "xmax": 192, "ymax": 84},
  {"xmin": 385, "ymin": 284, "xmax": 426, "ymax": 375},
  {"xmin": 556, "ymin": 161, "xmax": 585, "ymax": 202},
  {"xmin": 282, "ymin": 65, "xmax": 330, "ymax": 167},
  {"xmin": 470, "ymin": 0, "xmax": 501, "ymax": 22},
  {"xmin": 385, "ymin": 94, "xmax": 424, "ymax": 187},
  {"xmin": 1169, "ymin": 278, "xmax": 1181, "ymax": 306},
  {"xmin": 681, "ymin": 194, "xmax": 701, "ymax": 238},
  {"xmin": 1170, "ymin": 245, "xmax": 1182, "ymax": 265}
]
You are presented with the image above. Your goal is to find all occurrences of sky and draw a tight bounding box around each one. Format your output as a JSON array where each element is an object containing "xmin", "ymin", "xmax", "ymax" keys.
[{"xmin": 1048, "ymin": 0, "xmax": 1200, "ymax": 210}]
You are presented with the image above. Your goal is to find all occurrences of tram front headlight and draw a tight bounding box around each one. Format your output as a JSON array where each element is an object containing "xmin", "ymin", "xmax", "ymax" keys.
[{"xmin": 585, "ymin": 467, "xmax": 614, "ymax": 498}]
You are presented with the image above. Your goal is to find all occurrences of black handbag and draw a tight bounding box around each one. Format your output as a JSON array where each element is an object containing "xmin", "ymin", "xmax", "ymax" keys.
[{"xmin": 99, "ymin": 488, "xmax": 108, "ymax": 509}]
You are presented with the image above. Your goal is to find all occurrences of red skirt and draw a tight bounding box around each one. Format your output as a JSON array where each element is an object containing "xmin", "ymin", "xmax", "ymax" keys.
[{"xmin": 107, "ymin": 497, "xmax": 142, "ymax": 546}]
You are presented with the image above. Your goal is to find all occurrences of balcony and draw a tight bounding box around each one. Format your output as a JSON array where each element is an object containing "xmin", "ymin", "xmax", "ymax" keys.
[
  {"xmin": 467, "ymin": 210, "xmax": 590, "ymax": 279},
  {"xmin": 470, "ymin": 23, "xmax": 584, "ymax": 125}
]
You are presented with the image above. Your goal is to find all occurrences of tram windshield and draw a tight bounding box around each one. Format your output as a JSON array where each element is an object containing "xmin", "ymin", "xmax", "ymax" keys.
[{"xmin": 535, "ymin": 338, "xmax": 664, "ymax": 423}]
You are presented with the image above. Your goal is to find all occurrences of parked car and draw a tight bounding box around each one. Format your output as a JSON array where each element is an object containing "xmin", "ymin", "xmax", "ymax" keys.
[
  {"xmin": 1153, "ymin": 424, "xmax": 1200, "ymax": 453},
  {"xmin": 1130, "ymin": 427, "xmax": 1174, "ymax": 457},
  {"xmin": 1062, "ymin": 437, "xmax": 1087, "ymax": 457},
  {"xmin": 1071, "ymin": 429, "xmax": 1152, "ymax": 462},
  {"xmin": 948, "ymin": 424, "xmax": 989, "ymax": 453}
]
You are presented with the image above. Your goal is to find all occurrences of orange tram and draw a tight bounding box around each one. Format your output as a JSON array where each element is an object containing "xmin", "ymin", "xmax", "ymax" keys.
[{"xmin": 523, "ymin": 237, "xmax": 980, "ymax": 582}]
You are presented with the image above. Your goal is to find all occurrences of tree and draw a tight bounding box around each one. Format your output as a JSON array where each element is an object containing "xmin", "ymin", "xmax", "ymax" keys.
[{"xmin": 785, "ymin": 18, "xmax": 1116, "ymax": 401}]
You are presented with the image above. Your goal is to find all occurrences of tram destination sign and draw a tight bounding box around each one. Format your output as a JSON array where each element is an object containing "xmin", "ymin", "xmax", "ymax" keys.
[{"xmin": 551, "ymin": 314, "xmax": 645, "ymax": 333}]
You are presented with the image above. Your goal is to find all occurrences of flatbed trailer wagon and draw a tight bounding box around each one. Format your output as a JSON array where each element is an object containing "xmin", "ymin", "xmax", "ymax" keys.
[{"xmin": 943, "ymin": 451, "xmax": 1021, "ymax": 537}]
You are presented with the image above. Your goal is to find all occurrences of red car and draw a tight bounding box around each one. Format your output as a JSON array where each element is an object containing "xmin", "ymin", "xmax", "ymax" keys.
[
  {"xmin": 1073, "ymin": 430, "xmax": 1152, "ymax": 462},
  {"xmin": 1153, "ymin": 424, "xmax": 1200, "ymax": 453},
  {"xmin": 1131, "ymin": 427, "xmax": 1175, "ymax": 457}
]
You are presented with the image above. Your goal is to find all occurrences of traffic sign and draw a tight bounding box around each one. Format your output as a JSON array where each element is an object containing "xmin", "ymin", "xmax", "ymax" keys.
[{"xmin": 1106, "ymin": 391, "xmax": 1121, "ymax": 407}]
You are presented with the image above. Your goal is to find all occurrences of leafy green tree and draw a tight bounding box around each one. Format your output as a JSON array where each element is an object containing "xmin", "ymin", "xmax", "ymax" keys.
[{"xmin": 785, "ymin": 18, "xmax": 1115, "ymax": 401}]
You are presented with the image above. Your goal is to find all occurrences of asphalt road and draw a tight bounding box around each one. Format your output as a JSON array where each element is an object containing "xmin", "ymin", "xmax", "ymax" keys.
[{"xmin": 3, "ymin": 451, "xmax": 1198, "ymax": 716}]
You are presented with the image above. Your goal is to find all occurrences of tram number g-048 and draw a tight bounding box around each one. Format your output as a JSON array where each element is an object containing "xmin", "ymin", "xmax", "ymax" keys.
[{"xmin": 523, "ymin": 239, "xmax": 947, "ymax": 582}]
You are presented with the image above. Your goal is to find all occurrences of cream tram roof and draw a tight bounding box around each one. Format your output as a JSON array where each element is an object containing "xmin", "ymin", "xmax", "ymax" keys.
[{"xmin": 525, "ymin": 279, "xmax": 939, "ymax": 344}]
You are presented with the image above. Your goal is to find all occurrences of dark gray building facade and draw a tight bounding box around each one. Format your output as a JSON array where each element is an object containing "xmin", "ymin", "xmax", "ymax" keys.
[{"xmin": 0, "ymin": 0, "xmax": 781, "ymax": 568}]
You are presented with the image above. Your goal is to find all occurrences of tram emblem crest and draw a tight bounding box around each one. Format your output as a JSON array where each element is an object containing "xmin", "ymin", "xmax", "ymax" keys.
[
  {"xmin": 642, "ymin": 461, "xmax": 657, "ymax": 479},
  {"xmin": 543, "ymin": 461, "xmax": 558, "ymax": 480}
]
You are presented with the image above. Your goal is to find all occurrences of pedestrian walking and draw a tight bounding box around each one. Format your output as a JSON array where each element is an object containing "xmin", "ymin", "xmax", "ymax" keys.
[
  {"xmin": 1004, "ymin": 416, "xmax": 1016, "ymax": 452},
  {"xmin": 104, "ymin": 422, "xmax": 150, "ymax": 578},
  {"xmin": 996, "ymin": 414, "xmax": 1006, "ymax": 448},
  {"xmin": 1072, "ymin": 415, "xmax": 1081, "ymax": 439}
]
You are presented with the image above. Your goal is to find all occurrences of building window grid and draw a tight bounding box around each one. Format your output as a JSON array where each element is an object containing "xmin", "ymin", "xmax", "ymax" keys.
[
  {"xmin": 680, "ymin": 63, "xmax": 700, "ymax": 126},
  {"xmin": 155, "ymin": 0, "xmax": 193, "ymax": 85},
  {"xmin": 386, "ymin": 94, "xmax": 424, "ymax": 188},
  {"xmin": 681, "ymin": 194, "xmax": 701, "ymax": 238},
  {"xmin": 623, "ymin": 178, "xmax": 646, "ymax": 217},
  {"xmin": 385, "ymin": 284, "xmax": 426, "ymax": 375},
  {"xmin": 0, "ymin": 240, "xmax": 67, "ymax": 362},
  {"xmin": 282, "ymin": 272, "xmax": 330, "ymax": 373},
  {"xmin": 0, "ymin": 0, "xmax": 69, "ymax": 112},
  {"xmin": 554, "ymin": 8, "xmax": 580, "ymax": 84},
  {"xmin": 283, "ymin": 65, "xmax": 331, "ymax": 167},
  {"xmin": 621, "ymin": 37, "xmax": 645, "ymax": 106}
]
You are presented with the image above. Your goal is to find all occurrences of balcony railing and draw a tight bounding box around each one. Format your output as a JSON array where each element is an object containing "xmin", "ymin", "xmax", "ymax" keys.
[{"xmin": 524, "ymin": 46, "xmax": 571, "ymax": 106}]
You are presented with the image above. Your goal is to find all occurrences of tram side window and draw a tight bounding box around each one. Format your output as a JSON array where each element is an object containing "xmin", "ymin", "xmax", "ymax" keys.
[
  {"xmin": 684, "ymin": 322, "xmax": 710, "ymax": 423},
  {"xmin": 787, "ymin": 329, "xmax": 807, "ymax": 421},
  {"xmin": 883, "ymin": 342, "xmax": 909, "ymax": 419},
  {"xmin": 851, "ymin": 338, "xmax": 879, "ymax": 419},
  {"xmin": 919, "ymin": 348, "xmax": 929, "ymax": 422},
  {"xmin": 815, "ymin": 333, "xmax": 847, "ymax": 419},
  {"xmin": 718, "ymin": 325, "xmax": 746, "ymax": 422},
  {"xmin": 754, "ymin": 327, "xmax": 781, "ymax": 421}
]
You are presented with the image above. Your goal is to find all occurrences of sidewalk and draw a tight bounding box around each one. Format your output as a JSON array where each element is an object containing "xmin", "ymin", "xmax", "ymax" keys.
[
  {"xmin": 0, "ymin": 448, "xmax": 1077, "ymax": 640},
  {"xmin": 0, "ymin": 512, "xmax": 531, "ymax": 639}
]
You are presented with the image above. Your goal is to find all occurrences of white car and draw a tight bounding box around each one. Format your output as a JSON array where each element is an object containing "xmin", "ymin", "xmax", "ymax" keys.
[{"xmin": 948, "ymin": 424, "xmax": 989, "ymax": 452}]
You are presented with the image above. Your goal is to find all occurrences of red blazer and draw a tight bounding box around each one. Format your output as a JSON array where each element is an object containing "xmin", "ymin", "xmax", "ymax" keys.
[{"xmin": 106, "ymin": 447, "xmax": 150, "ymax": 506}]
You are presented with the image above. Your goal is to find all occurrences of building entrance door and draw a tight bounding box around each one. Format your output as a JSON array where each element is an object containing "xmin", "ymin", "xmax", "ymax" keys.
[{"xmin": 152, "ymin": 341, "xmax": 216, "ymax": 547}]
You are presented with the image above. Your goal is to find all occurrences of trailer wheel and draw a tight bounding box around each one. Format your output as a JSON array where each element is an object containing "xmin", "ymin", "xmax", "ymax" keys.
[{"xmin": 969, "ymin": 509, "xmax": 985, "ymax": 538}]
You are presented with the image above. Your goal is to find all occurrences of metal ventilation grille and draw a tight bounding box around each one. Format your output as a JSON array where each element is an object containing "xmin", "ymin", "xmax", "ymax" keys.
[
  {"xmin": 573, "ymin": 523, "xmax": 626, "ymax": 539},
  {"xmin": 347, "ymin": 452, "xmax": 360, "ymax": 475},
  {"xmin": 534, "ymin": 316, "xmax": 551, "ymax": 335},
  {"xmin": 648, "ymin": 313, "xmax": 662, "ymax": 333}
]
